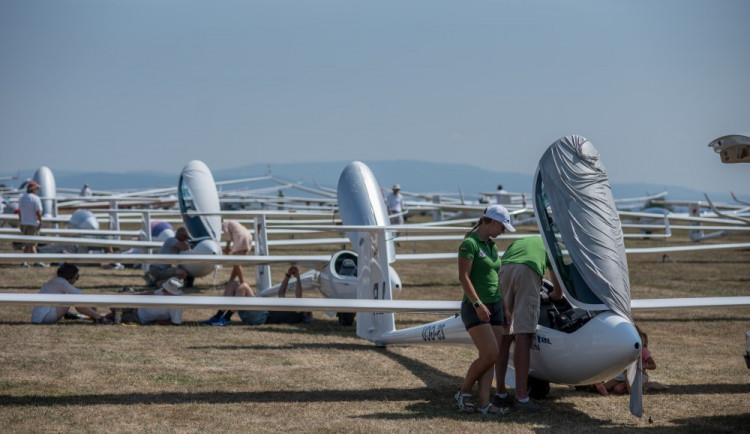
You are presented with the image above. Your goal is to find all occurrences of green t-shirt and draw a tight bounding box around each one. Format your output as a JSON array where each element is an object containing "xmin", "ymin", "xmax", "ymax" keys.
[
  {"xmin": 458, "ymin": 232, "xmax": 502, "ymax": 304},
  {"xmin": 500, "ymin": 235, "xmax": 549, "ymax": 277}
]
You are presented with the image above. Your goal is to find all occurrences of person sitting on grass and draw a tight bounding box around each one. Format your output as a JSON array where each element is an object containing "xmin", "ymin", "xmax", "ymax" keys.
[
  {"xmin": 201, "ymin": 266, "xmax": 312, "ymax": 326},
  {"xmin": 591, "ymin": 324, "xmax": 668, "ymax": 395},
  {"xmin": 110, "ymin": 278, "xmax": 184, "ymax": 325},
  {"xmin": 31, "ymin": 263, "xmax": 111, "ymax": 324}
]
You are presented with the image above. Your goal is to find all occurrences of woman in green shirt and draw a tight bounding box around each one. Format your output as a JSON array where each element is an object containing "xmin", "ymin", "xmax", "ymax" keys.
[{"xmin": 454, "ymin": 205, "xmax": 515, "ymax": 415}]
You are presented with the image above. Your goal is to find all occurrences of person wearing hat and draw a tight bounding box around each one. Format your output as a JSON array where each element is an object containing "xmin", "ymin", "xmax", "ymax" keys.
[
  {"xmin": 454, "ymin": 205, "xmax": 515, "ymax": 415},
  {"xmin": 31, "ymin": 263, "xmax": 111, "ymax": 324},
  {"xmin": 494, "ymin": 235, "xmax": 562, "ymax": 412},
  {"xmin": 17, "ymin": 181, "xmax": 46, "ymax": 267},
  {"xmin": 385, "ymin": 184, "xmax": 405, "ymax": 225},
  {"xmin": 80, "ymin": 183, "xmax": 92, "ymax": 197},
  {"xmin": 116, "ymin": 277, "xmax": 184, "ymax": 325}
]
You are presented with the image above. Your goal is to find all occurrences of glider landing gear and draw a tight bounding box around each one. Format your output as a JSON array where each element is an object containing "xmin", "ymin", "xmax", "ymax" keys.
[{"xmin": 528, "ymin": 376, "xmax": 550, "ymax": 399}]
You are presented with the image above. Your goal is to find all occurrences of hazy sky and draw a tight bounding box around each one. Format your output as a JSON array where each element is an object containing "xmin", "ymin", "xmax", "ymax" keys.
[{"xmin": 1, "ymin": 0, "xmax": 748, "ymax": 194}]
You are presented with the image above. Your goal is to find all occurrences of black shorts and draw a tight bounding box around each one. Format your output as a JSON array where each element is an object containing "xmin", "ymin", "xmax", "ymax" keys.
[{"xmin": 461, "ymin": 300, "xmax": 504, "ymax": 331}]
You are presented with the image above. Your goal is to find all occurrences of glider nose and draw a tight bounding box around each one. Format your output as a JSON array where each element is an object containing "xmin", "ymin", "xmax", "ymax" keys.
[{"xmin": 595, "ymin": 314, "xmax": 642, "ymax": 381}]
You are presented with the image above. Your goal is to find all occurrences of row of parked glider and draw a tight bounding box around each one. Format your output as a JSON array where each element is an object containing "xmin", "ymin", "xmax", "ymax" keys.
[{"xmin": 1, "ymin": 134, "xmax": 748, "ymax": 417}]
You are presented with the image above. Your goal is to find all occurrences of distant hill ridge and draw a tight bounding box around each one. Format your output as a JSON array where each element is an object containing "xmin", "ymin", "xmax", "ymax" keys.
[{"xmin": 3, "ymin": 160, "xmax": 735, "ymax": 203}]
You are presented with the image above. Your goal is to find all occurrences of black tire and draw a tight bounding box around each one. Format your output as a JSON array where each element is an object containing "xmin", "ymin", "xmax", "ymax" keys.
[
  {"xmin": 337, "ymin": 312, "xmax": 355, "ymax": 326},
  {"xmin": 528, "ymin": 376, "xmax": 550, "ymax": 399}
]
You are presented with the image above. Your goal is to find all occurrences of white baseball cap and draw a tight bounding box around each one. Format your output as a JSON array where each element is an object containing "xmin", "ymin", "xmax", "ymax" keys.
[
  {"xmin": 161, "ymin": 277, "xmax": 184, "ymax": 295},
  {"xmin": 483, "ymin": 205, "xmax": 516, "ymax": 232}
]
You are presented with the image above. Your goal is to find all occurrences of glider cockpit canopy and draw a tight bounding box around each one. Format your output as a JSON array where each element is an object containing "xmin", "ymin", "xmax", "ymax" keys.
[
  {"xmin": 178, "ymin": 160, "xmax": 222, "ymax": 242},
  {"xmin": 535, "ymin": 135, "xmax": 632, "ymax": 320}
]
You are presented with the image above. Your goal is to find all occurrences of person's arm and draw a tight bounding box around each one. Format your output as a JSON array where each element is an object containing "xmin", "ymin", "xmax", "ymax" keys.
[
  {"xmin": 642, "ymin": 347, "xmax": 656, "ymax": 370},
  {"xmin": 278, "ymin": 270, "xmax": 291, "ymax": 298},
  {"xmin": 548, "ymin": 270, "xmax": 563, "ymax": 301},
  {"xmin": 293, "ymin": 267, "xmax": 302, "ymax": 298},
  {"xmin": 458, "ymin": 256, "xmax": 489, "ymax": 322},
  {"xmin": 502, "ymin": 298, "xmax": 511, "ymax": 328},
  {"xmin": 643, "ymin": 356, "xmax": 656, "ymax": 371},
  {"xmin": 36, "ymin": 210, "xmax": 42, "ymax": 227}
]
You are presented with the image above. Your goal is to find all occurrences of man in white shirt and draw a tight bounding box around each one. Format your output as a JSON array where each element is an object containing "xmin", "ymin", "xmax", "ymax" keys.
[
  {"xmin": 495, "ymin": 185, "xmax": 511, "ymax": 205},
  {"xmin": 18, "ymin": 181, "xmax": 46, "ymax": 267},
  {"xmin": 385, "ymin": 184, "xmax": 405, "ymax": 225},
  {"xmin": 31, "ymin": 263, "xmax": 110, "ymax": 324},
  {"xmin": 80, "ymin": 183, "xmax": 92, "ymax": 197}
]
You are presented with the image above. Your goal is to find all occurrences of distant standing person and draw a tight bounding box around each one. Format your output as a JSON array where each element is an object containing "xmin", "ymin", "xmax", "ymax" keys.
[
  {"xmin": 222, "ymin": 220, "xmax": 253, "ymax": 284},
  {"xmin": 385, "ymin": 184, "xmax": 405, "ymax": 224},
  {"xmin": 31, "ymin": 264, "xmax": 111, "ymax": 324},
  {"xmin": 495, "ymin": 235, "xmax": 561, "ymax": 412},
  {"xmin": 454, "ymin": 205, "xmax": 515, "ymax": 415},
  {"xmin": 495, "ymin": 185, "xmax": 511, "ymax": 205},
  {"xmin": 80, "ymin": 184, "xmax": 92, "ymax": 197},
  {"xmin": 18, "ymin": 181, "xmax": 46, "ymax": 268},
  {"xmin": 147, "ymin": 226, "xmax": 191, "ymax": 286}
]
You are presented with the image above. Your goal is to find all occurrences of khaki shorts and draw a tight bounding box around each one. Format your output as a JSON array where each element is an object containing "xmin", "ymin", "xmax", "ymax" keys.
[
  {"xmin": 499, "ymin": 263, "xmax": 541, "ymax": 335},
  {"xmin": 21, "ymin": 225, "xmax": 40, "ymax": 247}
]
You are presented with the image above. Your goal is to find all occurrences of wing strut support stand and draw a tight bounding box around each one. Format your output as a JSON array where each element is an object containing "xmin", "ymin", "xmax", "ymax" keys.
[{"xmin": 255, "ymin": 214, "xmax": 271, "ymax": 292}]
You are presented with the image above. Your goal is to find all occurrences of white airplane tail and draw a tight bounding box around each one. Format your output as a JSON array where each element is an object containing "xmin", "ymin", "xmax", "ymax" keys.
[{"xmin": 356, "ymin": 228, "xmax": 396, "ymax": 346}]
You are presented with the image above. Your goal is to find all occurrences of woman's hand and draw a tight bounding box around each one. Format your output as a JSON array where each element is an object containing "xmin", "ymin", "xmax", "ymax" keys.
[{"xmin": 476, "ymin": 303, "xmax": 490, "ymax": 322}]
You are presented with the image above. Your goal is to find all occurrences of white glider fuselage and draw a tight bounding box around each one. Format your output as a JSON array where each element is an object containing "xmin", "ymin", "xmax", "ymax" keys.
[
  {"xmin": 176, "ymin": 160, "xmax": 222, "ymax": 277},
  {"xmin": 374, "ymin": 310, "xmax": 639, "ymax": 385},
  {"xmin": 261, "ymin": 162, "xmax": 402, "ymax": 299}
]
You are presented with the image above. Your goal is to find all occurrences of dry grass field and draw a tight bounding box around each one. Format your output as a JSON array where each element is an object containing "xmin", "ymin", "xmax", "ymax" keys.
[{"xmin": 0, "ymin": 223, "xmax": 748, "ymax": 433}]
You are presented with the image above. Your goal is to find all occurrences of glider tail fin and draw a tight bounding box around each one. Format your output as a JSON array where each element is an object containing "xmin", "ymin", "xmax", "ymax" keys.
[{"xmin": 356, "ymin": 228, "xmax": 396, "ymax": 346}]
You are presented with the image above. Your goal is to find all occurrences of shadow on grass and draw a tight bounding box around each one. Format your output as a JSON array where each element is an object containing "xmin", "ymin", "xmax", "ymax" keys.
[
  {"xmin": 356, "ymin": 400, "xmax": 630, "ymax": 431},
  {"xmin": 0, "ymin": 387, "xmax": 434, "ymax": 407},
  {"xmin": 635, "ymin": 316, "xmax": 750, "ymax": 323},
  {"xmin": 669, "ymin": 413, "xmax": 750, "ymax": 431},
  {"xmin": 647, "ymin": 383, "xmax": 750, "ymax": 395},
  {"xmin": 0, "ymin": 342, "xmax": 461, "ymax": 407}
]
